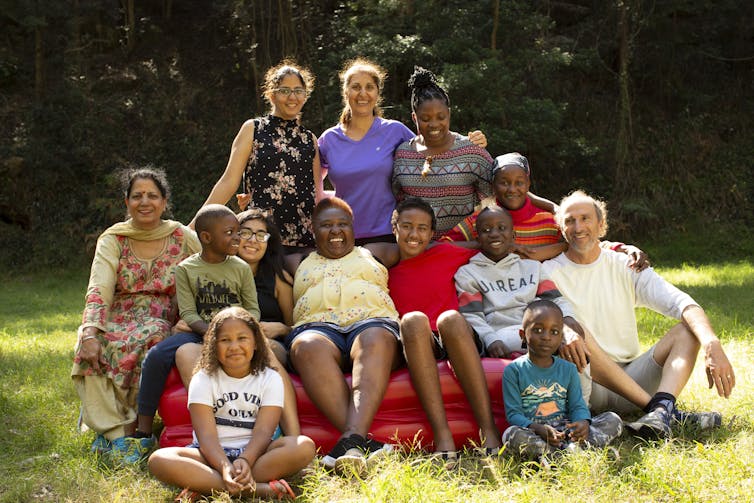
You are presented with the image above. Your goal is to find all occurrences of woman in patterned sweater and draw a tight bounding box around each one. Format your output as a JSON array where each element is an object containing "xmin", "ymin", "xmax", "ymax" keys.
[{"xmin": 392, "ymin": 66, "xmax": 494, "ymax": 240}]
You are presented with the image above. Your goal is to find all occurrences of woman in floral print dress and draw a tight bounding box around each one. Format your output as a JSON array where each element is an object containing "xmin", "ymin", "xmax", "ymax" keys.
[
  {"xmin": 199, "ymin": 59, "xmax": 320, "ymax": 253},
  {"xmin": 72, "ymin": 168, "xmax": 200, "ymax": 458}
]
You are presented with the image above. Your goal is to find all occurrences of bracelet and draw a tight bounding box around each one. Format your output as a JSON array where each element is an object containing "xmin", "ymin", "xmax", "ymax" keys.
[
  {"xmin": 610, "ymin": 242, "xmax": 625, "ymax": 251},
  {"xmin": 80, "ymin": 334, "xmax": 99, "ymax": 343},
  {"xmin": 236, "ymin": 456, "xmax": 251, "ymax": 467}
]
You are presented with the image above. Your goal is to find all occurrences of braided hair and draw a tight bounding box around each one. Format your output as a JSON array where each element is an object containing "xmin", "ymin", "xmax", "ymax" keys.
[{"xmin": 408, "ymin": 66, "xmax": 450, "ymax": 113}]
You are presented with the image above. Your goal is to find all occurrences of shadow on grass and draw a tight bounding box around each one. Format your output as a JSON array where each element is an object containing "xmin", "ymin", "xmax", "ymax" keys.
[
  {"xmin": 639, "ymin": 222, "xmax": 754, "ymax": 268},
  {"xmin": 0, "ymin": 270, "xmax": 87, "ymax": 334},
  {"xmin": 0, "ymin": 343, "xmax": 80, "ymax": 462}
]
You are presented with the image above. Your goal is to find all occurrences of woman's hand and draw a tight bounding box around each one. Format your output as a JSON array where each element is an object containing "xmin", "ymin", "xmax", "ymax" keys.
[
  {"xmin": 236, "ymin": 193, "xmax": 251, "ymax": 212},
  {"xmin": 77, "ymin": 328, "xmax": 103, "ymax": 371},
  {"xmin": 259, "ymin": 321, "xmax": 291, "ymax": 339},
  {"xmin": 510, "ymin": 243, "xmax": 536, "ymax": 259},
  {"xmin": 467, "ymin": 130, "xmax": 488, "ymax": 148}
]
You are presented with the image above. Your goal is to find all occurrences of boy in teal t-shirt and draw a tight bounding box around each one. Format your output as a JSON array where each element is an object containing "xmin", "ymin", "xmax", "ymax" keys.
[{"xmin": 502, "ymin": 300, "xmax": 622, "ymax": 460}]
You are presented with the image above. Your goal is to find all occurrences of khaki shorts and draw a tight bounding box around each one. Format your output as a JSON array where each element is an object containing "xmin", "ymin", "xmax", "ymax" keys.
[{"xmin": 589, "ymin": 344, "xmax": 662, "ymax": 415}]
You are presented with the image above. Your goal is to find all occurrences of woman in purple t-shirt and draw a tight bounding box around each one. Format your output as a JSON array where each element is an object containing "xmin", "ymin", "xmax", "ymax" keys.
[{"xmin": 317, "ymin": 58, "xmax": 486, "ymax": 245}]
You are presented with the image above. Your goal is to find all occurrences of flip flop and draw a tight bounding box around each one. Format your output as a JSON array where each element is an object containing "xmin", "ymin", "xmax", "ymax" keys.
[
  {"xmin": 173, "ymin": 487, "xmax": 200, "ymax": 502},
  {"xmin": 269, "ymin": 479, "xmax": 295, "ymax": 500}
]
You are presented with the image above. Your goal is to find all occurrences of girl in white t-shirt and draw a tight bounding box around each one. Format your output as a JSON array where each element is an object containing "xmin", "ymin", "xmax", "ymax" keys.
[{"xmin": 148, "ymin": 307, "xmax": 315, "ymax": 500}]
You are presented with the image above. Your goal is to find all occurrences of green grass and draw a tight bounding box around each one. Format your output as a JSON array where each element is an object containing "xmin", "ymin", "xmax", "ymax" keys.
[{"xmin": 1, "ymin": 250, "xmax": 753, "ymax": 502}]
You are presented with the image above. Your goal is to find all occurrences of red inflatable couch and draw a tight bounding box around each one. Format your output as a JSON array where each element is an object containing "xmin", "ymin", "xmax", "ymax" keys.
[{"xmin": 158, "ymin": 358, "xmax": 511, "ymax": 452}]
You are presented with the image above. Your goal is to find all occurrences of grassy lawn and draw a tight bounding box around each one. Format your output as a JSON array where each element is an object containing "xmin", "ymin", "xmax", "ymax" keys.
[{"xmin": 1, "ymin": 250, "xmax": 752, "ymax": 502}]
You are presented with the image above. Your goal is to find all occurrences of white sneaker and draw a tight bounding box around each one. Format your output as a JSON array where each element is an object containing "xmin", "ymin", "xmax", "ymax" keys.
[{"xmin": 334, "ymin": 447, "xmax": 367, "ymax": 477}]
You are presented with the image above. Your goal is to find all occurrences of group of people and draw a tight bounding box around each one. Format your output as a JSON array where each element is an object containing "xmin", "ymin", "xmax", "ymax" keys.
[{"xmin": 72, "ymin": 57, "xmax": 736, "ymax": 500}]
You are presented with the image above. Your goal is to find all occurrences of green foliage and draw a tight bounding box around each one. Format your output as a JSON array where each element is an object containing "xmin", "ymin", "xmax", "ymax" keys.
[{"xmin": 0, "ymin": 1, "xmax": 751, "ymax": 268}]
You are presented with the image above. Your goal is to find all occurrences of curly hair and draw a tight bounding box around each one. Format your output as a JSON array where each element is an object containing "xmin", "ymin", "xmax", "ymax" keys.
[
  {"xmin": 408, "ymin": 66, "xmax": 450, "ymax": 113},
  {"xmin": 237, "ymin": 208, "xmax": 292, "ymax": 286},
  {"xmin": 197, "ymin": 307, "xmax": 270, "ymax": 377},
  {"xmin": 556, "ymin": 190, "xmax": 609, "ymax": 238},
  {"xmin": 262, "ymin": 59, "xmax": 315, "ymax": 114},
  {"xmin": 338, "ymin": 57, "xmax": 387, "ymax": 124}
]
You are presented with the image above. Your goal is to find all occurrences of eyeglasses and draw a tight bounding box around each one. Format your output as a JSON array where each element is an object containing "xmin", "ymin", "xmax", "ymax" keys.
[
  {"xmin": 275, "ymin": 87, "xmax": 306, "ymax": 97},
  {"xmin": 238, "ymin": 229, "xmax": 271, "ymax": 242}
]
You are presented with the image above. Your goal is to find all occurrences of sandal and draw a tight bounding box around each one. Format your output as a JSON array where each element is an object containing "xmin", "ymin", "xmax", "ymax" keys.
[
  {"xmin": 269, "ymin": 479, "xmax": 295, "ymax": 500},
  {"xmin": 174, "ymin": 487, "xmax": 200, "ymax": 502},
  {"xmin": 429, "ymin": 450, "xmax": 458, "ymax": 470},
  {"xmin": 474, "ymin": 446, "xmax": 502, "ymax": 457}
]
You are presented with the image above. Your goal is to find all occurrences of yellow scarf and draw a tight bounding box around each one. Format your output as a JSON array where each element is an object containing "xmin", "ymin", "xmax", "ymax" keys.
[{"xmin": 100, "ymin": 219, "xmax": 182, "ymax": 241}]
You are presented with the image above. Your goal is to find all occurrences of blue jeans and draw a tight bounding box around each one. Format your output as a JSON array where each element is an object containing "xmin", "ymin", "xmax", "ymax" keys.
[{"xmin": 137, "ymin": 332, "xmax": 202, "ymax": 416}]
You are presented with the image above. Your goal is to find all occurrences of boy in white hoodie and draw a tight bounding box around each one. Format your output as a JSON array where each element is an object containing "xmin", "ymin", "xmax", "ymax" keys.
[{"xmin": 455, "ymin": 206, "xmax": 584, "ymax": 360}]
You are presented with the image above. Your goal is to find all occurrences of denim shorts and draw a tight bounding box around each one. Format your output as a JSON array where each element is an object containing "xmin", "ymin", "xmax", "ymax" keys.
[
  {"xmin": 186, "ymin": 426, "xmax": 282, "ymax": 460},
  {"xmin": 431, "ymin": 328, "xmax": 485, "ymax": 360},
  {"xmin": 285, "ymin": 318, "xmax": 400, "ymax": 358}
]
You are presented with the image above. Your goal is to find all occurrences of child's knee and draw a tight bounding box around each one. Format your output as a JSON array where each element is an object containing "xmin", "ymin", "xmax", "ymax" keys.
[
  {"xmin": 147, "ymin": 448, "xmax": 169, "ymax": 475},
  {"xmin": 436, "ymin": 310, "xmax": 464, "ymax": 330},
  {"xmin": 297, "ymin": 435, "xmax": 317, "ymax": 460}
]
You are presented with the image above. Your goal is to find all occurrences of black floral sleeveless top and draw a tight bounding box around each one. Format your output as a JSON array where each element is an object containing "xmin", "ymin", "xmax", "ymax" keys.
[{"xmin": 245, "ymin": 114, "xmax": 316, "ymax": 248}]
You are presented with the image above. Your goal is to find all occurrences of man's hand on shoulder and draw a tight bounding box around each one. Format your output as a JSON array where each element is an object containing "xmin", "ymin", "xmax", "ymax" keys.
[{"xmin": 560, "ymin": 317, "xmax": 590, "ymax": 372}]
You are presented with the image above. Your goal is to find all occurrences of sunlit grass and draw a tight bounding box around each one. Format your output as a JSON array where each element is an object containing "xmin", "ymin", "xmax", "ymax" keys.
[{"xmin": 0, "ymin": 261, "xmax": 752, "ymax": 502}]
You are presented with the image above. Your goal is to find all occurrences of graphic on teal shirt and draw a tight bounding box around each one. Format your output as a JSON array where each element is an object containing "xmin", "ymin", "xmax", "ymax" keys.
[{"xmin": 520, "ymin": 381, "xmax": 567, "ymax": 424}]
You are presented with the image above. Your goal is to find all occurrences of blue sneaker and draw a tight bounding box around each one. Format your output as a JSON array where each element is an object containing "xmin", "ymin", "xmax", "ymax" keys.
[
  {"xmin": 91, "ymin": 434, "xmax": 111, "ymax": 454},
  {"xmin": 109, "ymin": 435, "xmax": 157, "ymax": 464}
]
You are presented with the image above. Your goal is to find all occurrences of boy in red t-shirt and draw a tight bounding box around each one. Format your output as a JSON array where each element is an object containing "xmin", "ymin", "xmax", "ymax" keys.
[{"xmin": 388, "ymin": 198, "xmax": 501, "ymax": 466}]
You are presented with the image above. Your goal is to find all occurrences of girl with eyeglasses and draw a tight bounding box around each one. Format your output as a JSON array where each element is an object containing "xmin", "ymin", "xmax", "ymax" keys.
[
  {"xmin": 234, "ymin": 209, "xmax": 294, "ymax": 366},
  {"xmin": 198, "ymin": 59, "xmax": 320, "ymax": 255}
]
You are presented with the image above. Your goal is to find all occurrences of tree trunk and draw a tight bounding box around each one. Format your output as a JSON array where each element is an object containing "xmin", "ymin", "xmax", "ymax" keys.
[
  {"xmin": 123, "ymin": 0, "xmax": 136, "ymax": 53},
  {"xmin": 277, "ymin": 0, "xmax": 297, "ymax": 56},
  {"xmin": 491, "ymin": 0, "xmax": 500, "ymax": 50},
  {"xmin": 614, "ymin": 0, "xmax": 634, "ymax": 192},
  {"xmin": 250, "ymin": 4, "xmax": 262, "ymax": 111},
  {"xmin": 34, "ymin": 24, "xmax": 44, "ymax": 102},
  {"xmin": 163, "ymin": 0, "xmax": 172, "ymax": 20},
  {"xmin": 71, "ymin": 0, "xmax": 82, "ymax": 71}
]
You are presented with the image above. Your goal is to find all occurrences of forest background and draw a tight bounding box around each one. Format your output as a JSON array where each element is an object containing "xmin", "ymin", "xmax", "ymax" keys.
[{"xmin": 1, "ymin": 0, "xmax": 752, "ymax": 269}]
